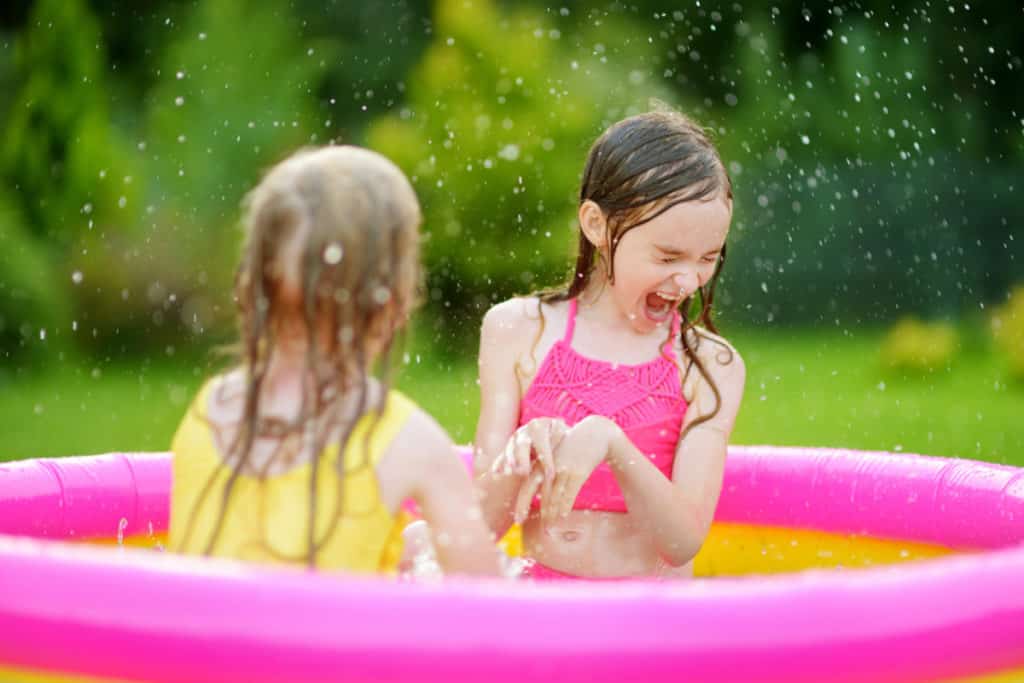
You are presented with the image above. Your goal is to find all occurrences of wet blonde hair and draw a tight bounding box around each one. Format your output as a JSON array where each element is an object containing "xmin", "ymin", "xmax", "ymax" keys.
[{"xmin": 183, "ymin": 145, "xmax": 422, "ymax": 566}]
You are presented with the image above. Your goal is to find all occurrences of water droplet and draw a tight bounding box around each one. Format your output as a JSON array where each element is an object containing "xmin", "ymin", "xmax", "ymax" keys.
[
  {"xmin": 71, "ymin": 270, "xmax": 83, "ymax": 285},
  {"xmin": 323, "ymin": 242, "xmax": 343, "ymax": 265},
  {"xmin": 498, "ymin": 144, "xmax": 520, "ymax": 161},
  {"xmin": 174, "ymin": 96, "xmax": 185, "ymax": 106}
]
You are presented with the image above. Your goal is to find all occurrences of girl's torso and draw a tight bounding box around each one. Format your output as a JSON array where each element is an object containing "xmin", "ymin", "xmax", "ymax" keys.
[
  {"xmin": 515, "ymin": 298, "xmax": 692, "ymax": 579},
  {"xmin": 169, "ymin": 373, "xmax": 414, "ymax": 573}
]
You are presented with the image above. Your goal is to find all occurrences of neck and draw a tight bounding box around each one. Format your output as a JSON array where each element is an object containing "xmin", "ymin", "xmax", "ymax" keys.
[
  {"xmin": 578, "ymin": 275, "xmax": 650, "ymax": 337},
  {"xmin": 263, "ymin": 336, "xmax": 347, "ymax": 395}
]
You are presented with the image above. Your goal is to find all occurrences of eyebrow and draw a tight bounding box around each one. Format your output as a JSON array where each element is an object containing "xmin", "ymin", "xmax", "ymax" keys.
[{"xmin": 654, "ymin": 244, "xmax": 722, "ymax": 256}]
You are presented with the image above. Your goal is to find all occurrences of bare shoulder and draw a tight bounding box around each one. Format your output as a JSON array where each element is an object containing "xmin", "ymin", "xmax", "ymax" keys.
[
  {"xmin": 480, "ymin": 296, "xmax": 569, "ymax": 376},
  {"xmin": 391, "ymin": 404, "xmax": 453, "ymax": 458},
  {"xmin": 480, "ymin": 297, "xmax": 546, "ymax": 341},
  {"xmin": 203, "ymin": 369, "xmax": 245, "ymax": 424}
]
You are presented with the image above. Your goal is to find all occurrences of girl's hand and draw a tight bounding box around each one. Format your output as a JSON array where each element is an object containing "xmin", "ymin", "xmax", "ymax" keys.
[
  {"xmin": 543, "ymin": 416, "xmax": 620, "ymax": 524},
  {"xmin": 397, "ymin": 520, "xmax": 441, "ymax": 579},
  {"xmin": 511, "ymin": 416, "xmax": 620, "ymax": 525},
  {"xmin": 491, "ymin": 417, "xmax": 568, "ymax": 480}
]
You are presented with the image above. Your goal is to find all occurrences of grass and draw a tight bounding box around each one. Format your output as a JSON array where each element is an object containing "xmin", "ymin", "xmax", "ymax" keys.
[
  {"xmin": 1, "ymin": 328, "xmax": 1021, "ymax": 466},
  {"xmin": 727, "ymin": 328, "xmax": 1022, "ymax": 465},
  {"xmin": 0, "ymin": 353, "xmax": 211, "ymax": 461}
]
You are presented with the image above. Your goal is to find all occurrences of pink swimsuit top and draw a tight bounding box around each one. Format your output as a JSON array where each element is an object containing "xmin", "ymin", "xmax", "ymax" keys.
[{"xmin": 519, "ymin": 299, "xmax": 688, "ymax": 513}]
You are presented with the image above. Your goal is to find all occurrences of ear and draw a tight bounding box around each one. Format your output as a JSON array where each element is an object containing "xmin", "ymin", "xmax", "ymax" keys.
[{"xmin": 577, "ymin": 200, "xmax": 608, "ymax": 249}]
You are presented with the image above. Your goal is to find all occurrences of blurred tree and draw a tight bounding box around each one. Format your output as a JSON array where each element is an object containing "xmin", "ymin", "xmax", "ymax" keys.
[
  {"xmin": 0, "ymin": 192, "xmax": 70, "ymax": 357},
  {"xmin": 536, "ymin": 2, "xmax": 1022, "ymax": 324},
  {"xmin": 367, "ymin": 0, "xmax": 681, "ymax": 345},
  {"xmin": 0, "ymin": 0, "xmax": 140, "ymax": 355},
  {"xmin": 2, "ymin": 0, "xmax": 1022, "ymax": 357},
  {"xmin": 144, "ymin": 0, "xmax": 330, "ymax": 220},
  {"xmin": 67, "ymin": 0, "xmax": 334, "ymax": 355},
  {"xmin": 714, "ymin": 6, "xmax": 1022, "ymax": 323},
  {"xmin": 292, "ymin": 0, "xmax": 433, "ymax": 142},
  {"xmin": 1, "ymin": 0, "xmax": 141, "ymax": 242}
]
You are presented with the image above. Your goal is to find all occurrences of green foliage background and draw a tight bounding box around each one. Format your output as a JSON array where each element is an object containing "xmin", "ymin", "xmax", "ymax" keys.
[{"xmin": 0, "ymin": 0, "xmax": 1021, "ymax": 460}]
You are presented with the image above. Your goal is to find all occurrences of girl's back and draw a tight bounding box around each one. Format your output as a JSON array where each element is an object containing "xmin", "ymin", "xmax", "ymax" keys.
[
  {"xmin": 171, "ymin": 373, "xmax": 415, "ymax": 572},
  {"xmin": 170, "ymin": 146, "xmax": 499, "ymax": 576}
]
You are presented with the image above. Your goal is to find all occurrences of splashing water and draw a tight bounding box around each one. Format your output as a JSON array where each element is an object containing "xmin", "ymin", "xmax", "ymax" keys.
[{"xmin": 116, "ymin": 517, "xmax": 129, "ymax": 548}]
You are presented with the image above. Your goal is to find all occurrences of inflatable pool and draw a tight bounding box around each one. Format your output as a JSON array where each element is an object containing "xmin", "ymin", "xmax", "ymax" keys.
[{"xmin": 0, "ymin": 445, "xmax": 1022, "ymax": 683}]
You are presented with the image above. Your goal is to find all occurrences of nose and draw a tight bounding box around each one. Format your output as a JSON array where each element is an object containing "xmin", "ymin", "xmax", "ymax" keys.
[{"xmin": 671, "ymin": 270, "xmax": 699, "ymax": 297}]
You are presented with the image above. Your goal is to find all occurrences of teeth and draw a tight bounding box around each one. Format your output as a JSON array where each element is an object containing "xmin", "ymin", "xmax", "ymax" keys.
[{"xmin": 654, "ymin": 292, "xmax": 676, "ymax": 302}]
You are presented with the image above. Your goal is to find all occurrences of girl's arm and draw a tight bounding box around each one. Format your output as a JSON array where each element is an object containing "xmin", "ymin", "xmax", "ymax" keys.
[
  {"xmin": 378, "ymin": 408, "xmax": 502, "ymax": 577},
  {"xmin": 612, "ymin": 342, "xmax": 744, "ymax": 566},
  {"xmin": 540, "ymin": 341, "xmax": 746, "ymax": 567},
  {"xmin": 472, "ymin": 299, "xmax": 541, "ymax": 537}
]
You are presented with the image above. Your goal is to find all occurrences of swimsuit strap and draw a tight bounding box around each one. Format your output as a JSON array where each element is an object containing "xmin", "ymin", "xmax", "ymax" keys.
[
  {"xmin": 563, "ymin": 298, "xmax": 578, "ymax": 344},
  {"xmin": 659, "ymin": 309, "xmax": 684, "ymax": 362}
]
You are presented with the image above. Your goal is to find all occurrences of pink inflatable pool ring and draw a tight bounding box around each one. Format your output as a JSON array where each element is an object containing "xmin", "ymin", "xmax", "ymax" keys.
[{"xmin": 0, "ymin": 445, "xmax": 1022, "ymax": 683}]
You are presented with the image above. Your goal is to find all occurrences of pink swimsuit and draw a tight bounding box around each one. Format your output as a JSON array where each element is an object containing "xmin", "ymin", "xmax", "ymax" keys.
[{"xmin": 519, "ymin": 298, "xmax": 688, "ymax": 514}]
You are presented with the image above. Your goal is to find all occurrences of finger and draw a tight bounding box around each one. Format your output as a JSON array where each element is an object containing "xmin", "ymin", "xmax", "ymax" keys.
[
  {"xmin": 513, "ymin": 430, "xmax": 533, "ymax": 476},
  {"xmin": 491, "ymin": 439, "xmax": 513, "ymax": 476},
  {"xmin": 533, "ymin": 423, "xmax": 556, "ymax": 483},
  {"xmin": 540, "ymin": 465, "xmax": 554, "ymax": 515},
  {"xmin": 558, "ymin": 475, "xmax": 584, "ymax": 519},
  {"xmin": 516, "ymin": 471, "xmax": 540, "ymax": 524},
  {"xmin": 513, "ymin": 466, "xmax": 544, "ymax": 524},
  {"xmin": 549, "ymin": 419, "xmax": 568, "ymax": 448},
  {"xmin": 542, "ymin": 471, "xmax": 569, "ymax": 527},
  {"xmin": 541, "ymin": 420, "xmax": 571, "ymax": 504}
]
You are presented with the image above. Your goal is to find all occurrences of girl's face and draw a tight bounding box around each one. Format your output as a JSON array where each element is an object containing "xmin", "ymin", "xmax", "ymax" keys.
[{"xmin": 597, "ymin": 196, "xmax": 732, "ymax": 334}]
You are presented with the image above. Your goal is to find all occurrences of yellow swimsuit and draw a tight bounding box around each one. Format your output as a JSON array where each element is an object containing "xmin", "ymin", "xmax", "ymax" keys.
[{"xmin": 169, "ymin": 378, "xmax": 414, "ymax": 573}]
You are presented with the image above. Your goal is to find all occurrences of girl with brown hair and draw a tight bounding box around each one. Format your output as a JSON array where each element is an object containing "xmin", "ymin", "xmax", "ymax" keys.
[
  {"xmin": 170, "ymin": 146, "xmax": 499, "ymax": 577},
  {"xmin": 475, "ymin": 110, "xmax": 746, "ymax": 580}
]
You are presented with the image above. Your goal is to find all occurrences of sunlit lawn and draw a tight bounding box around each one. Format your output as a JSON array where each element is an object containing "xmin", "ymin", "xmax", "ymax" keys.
[{"xmin": 1, "ymin": 328, "xmax": 1021, "ymax": 466}]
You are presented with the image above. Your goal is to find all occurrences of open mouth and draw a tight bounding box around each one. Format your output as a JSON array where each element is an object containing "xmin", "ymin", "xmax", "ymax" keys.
[{"xmin": 643, "ymin": 291, "xmax": 679, "ymax": 323}]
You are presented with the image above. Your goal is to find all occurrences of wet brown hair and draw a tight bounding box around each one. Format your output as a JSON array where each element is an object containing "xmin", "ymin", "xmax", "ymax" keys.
[
  {"xmin": 533, "ymin": 110, "xmax": 734, "ymax": 438},
  {"xmin": 179, "ymin": 146, "xmax": 422, "ymax": 567}
]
